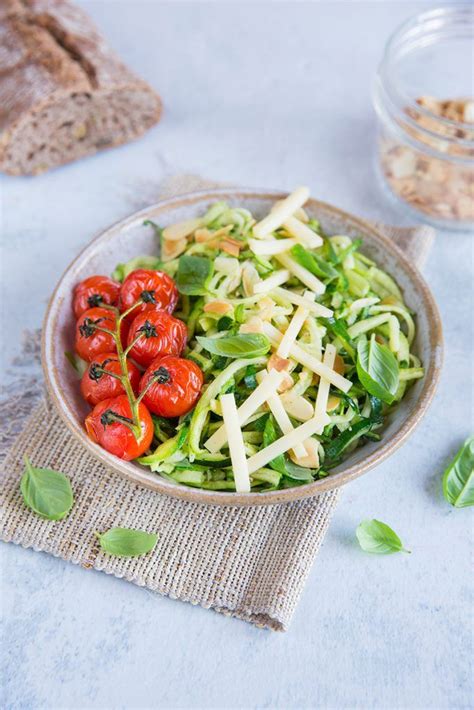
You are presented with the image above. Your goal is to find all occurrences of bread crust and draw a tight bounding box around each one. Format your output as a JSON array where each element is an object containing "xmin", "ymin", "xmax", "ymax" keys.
[{"xmin": 0, "ymin": 0, "xmax": 162, "ymax": 174}]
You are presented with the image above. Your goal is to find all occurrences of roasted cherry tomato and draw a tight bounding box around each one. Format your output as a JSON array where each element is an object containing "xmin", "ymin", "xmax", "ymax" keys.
[
  {"xmin": 139, "ymin": 356, "xmax": 204, "ymax": 418},
  {"xmin": 75, "ymin": 307, "xmax": 128, "ymax": 362},
  {"xmin": 85, "ymin": 395, "xmax": 153, "ymax": 460},
  {"xmin": 126, "ymin": 310, "xmax": 187, "ymax": 367},
  {"xmin": 73, "ymin": 275, "xmax": 120, "ymax": 318},
  {"xmin": 80, "ymin": 352, "xmax": 141, "ymax": 406},
  {"xmin": 119, "ymin": 269, "xmax": 179, "ymax": 320}
]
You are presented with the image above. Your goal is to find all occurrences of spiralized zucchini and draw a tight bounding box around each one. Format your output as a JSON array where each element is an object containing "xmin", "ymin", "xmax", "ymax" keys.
[{"xmin": 122, "ymin": 198, "xmax": 424, "ymax": 492}]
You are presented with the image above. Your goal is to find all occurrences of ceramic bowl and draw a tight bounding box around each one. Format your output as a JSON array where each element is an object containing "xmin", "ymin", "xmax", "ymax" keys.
[{"xmin": 42, "ymin": 188, "xmax": 443, "ymax": 506}]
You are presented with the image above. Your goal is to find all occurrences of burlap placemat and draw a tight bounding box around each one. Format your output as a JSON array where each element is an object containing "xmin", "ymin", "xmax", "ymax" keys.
[{"xmin": 0, "ymin": 176, "xmax": 434, "ymax": 631}]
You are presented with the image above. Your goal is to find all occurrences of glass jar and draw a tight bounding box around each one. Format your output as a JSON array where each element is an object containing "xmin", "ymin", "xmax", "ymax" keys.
[{"xmin": 373, "ymin": 5, "xmax": 474, "ymax": 231}]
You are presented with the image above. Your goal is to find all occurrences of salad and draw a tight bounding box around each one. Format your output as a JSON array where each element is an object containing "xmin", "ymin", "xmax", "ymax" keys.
[{"xmin": 70, "ymin": 187, "xmax": 424, "ymax": 493}]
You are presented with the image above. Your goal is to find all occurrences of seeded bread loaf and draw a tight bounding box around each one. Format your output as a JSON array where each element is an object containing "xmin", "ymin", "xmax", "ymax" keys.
[{"xmin": 0, "ymin": 0, "xmax": 162, "ymax": 175}]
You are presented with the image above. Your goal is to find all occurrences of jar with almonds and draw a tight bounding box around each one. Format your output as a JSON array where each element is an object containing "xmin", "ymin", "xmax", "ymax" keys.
[{"xmin": 373, "ymin": 5, "xmax": 474, "ymax": 230}]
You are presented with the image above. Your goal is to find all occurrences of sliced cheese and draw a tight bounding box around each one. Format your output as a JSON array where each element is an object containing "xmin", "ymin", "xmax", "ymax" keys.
[
  {"xmin": 262, "ymin": 322, "xmax": 352, "ymax": 393},
  {"xmin": 277, "ymin": 291, "xmax": 314, "ymax": 358},
  {"xmin": 271, "ymin": 201, "xmax": 309, "ymax": 224},
  {"xmin": 282, "ymin": 216, "xmax": 323, "ymax": 248},
  {"xmin": 253, "ymin": 269, "xmax": 290, "ymax": 294},
  {"xmin": 274, "ymin": 253, "xmax": 325, "ymax": 295},
  {"xmin": 205, "ymin": 369, "xmax": 284, "ymax": 453},
  {"xmin": 253, "ymin": 187, "xmax": 310, "ymax": 238},
  {"xmin": 247, "ymin": 413, "xmax": 330, "ymax": 474},
  {"xmin": 256, "ymin": 371, "xmax": 306, "ymax": 458},
  {"xmin": 273, "ymin": 287, "xmax": 333, "ymax": 318},
  {"xmin": 314, "ymin": 343, "xmax": 336, "ymax": 419},
  {"xmin": 220, "ymin": 393, "xmax": 250, "ymax": 493},
  {"xmin": 248, "ymin": 237, "xmax": 296, "ymax": 256}
]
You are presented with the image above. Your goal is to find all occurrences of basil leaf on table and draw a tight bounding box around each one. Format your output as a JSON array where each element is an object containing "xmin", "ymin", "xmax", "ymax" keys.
[
  {"xmin": 356, "ymin": 519, "xmax": 410, "ymax": 555},
  {"xmin": 97, "ymin": 527, "xmax": 158, "ymax": 557},
  {"xmin": 196, "ymin": 333, "xmax": 270, "ymax": 358},
  {"xmin": 176, "ymin": 255, "xmax": 214, "ymax": 295},
  {"xmin": 442, "ymin": 436, "xmax": 474, "ymax": 508},
  {"xmin": 356, "ymin": 335, "xmax": 399, "ymax": 404},
  {"xmin": 290, "ymin": 243, "xmax": 339, "ymax": 280},
  {"xmin": 20, "ymin": 456, "xmax": 74, "ymax": 521}
]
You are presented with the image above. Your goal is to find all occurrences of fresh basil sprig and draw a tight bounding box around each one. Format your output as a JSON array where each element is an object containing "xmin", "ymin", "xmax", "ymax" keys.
[
  {"xmin": 96, "ymin": 527, "xmax": 158, "ymax": 557},
  {"xmin": 356, "ymin": 519, "xmax": 410, "ymax": 554},
  {"xmin": 196, "ymin": 333, "xmax": 270, "ymax": 358},
  {"xmin": 20, "ymin": 456, "xmax": 74, "ymax": 521},
  {"xmin": 356, "ymin": 335, "xmax": 399, "ymax": 404},
  {"xmin": 442, "ymin": 435, "xmax": 474, "ymax": 508},
  {"xmin": 176, "ymin": 255, "xmax": 214, "ymax": 295}
]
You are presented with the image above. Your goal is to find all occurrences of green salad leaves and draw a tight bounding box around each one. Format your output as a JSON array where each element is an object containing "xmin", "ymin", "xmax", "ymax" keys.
[{"xmin": 442, "ymin": 436, "xmax": 474, "ymax": 508}]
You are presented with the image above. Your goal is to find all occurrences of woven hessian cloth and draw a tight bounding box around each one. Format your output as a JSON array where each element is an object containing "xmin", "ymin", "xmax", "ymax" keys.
[{"xmin": 0, "ymin": 176, "xmax": 434, "ymax": 630}]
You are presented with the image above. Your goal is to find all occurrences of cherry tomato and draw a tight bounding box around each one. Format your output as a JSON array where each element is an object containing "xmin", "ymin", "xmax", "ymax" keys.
[
  {"xmin": 85, "ymin": 395, "xmax": 153, "ymax": 460},
  {"xmin": 80, "ymin": 352, "xmax": 141, "ymax": 406},
  {"xmin": 139, "ymin": 356, "xmax": 204, "ymax": 418},
  {"xmin": 119, "ymin": 269, "xmax": 179, "ymax": 320},
  {"xmin": 126, "ymin": 310, "xmax": 187, "ymax": 367},
  {"xmin": 75, "ymin": 307, "xmax": 128, "ymax": 362},
  {"xmin": 73, "ymin": 275, "xmax": 120, "ymax": 318}
]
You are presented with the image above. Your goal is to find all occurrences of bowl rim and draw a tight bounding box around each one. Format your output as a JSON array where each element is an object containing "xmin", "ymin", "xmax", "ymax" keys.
[{"xmin": 42, "ymin": 187, "xmax": 443, "ymax": 506}]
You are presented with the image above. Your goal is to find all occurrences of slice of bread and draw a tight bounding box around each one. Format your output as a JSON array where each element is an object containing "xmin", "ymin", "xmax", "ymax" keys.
[{"xmin": 0, "ymin": 0, "xmax": 162, "ymax": 175}]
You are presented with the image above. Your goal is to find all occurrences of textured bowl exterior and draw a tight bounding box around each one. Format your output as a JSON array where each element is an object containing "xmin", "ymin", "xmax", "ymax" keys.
[{"xmin": 42, "ymin": 189, "xmax": 443, "ymax": 506}]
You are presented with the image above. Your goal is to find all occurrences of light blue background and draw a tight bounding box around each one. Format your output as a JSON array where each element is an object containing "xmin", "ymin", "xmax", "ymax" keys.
[{"xmin": 1, "ymin": 2, "xmax": 472, "ymax": 708}]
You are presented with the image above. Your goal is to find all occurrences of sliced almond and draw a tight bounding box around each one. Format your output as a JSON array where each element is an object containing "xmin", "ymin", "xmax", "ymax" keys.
[
  {"xmin": 333, "ymin": 353, "xmax": 345, "ymax": 375},
  {"xmin": 203, "ymin": 301, "xmax": 233, "ymax": 315},
  {"xmin": 163, "ymin": 218, "xmax": 203, "ymax": 242},
  {"xmin": 267, "ymin": 352, "xmax": 291, "ymax": 373},
  {"xmin": 239, "ymin": 316, "xmax": 264, "ymax": 334},
  {"xmin": 277, "ymin": 372, "xmax": 294, "ymax": 393},
  {"xmin": 289, "ymin": 437, "xmax": 320, "ymax": 468},
  {"xmin": 242, "ymin": 263, "xmax": 260, "ymax": 296},
  {"xmin": 327, "ymin": 395, "xmax": 340, "ymax": 412},
  {"xmin": 220, "ymin": 239, "xmax": 241, "ymax": 257},
  {"xmin": 194, "ymin": 228, "xmax": 213, "ymax": 243},
  {"xmin": 279, "ymin": 391, "xmax": 314, "ymax": 421},
  {"xmin": 161, "ymin": 238, "xmax": 187, "ymax": 261}
]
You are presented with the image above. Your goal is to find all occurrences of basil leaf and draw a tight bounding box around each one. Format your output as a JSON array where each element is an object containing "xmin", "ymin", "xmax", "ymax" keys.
[
  {"xmin": 357, "ymin": 335, "xmax": 399, "ymax": 404},
  {"xmin": 196, "ymin": 333, "xmax": 270, "ymax": 358},
  {"xmin": 283, "ymin": 459, "xmax": 314, "ymax": 482},
  {"xmin": 176, "ymin": 255, "xmax": 214, "ymax": 295},
  {"xmin": 324, "ymin": 418, "xmax": 374, "ymax": 463},
  {"xmin": 291, "ymin": 244, "xmax": 338, "ymax": 280},
  {"xmin": 356, "ymin": 519, "xmax": 410, "ymax": 554},
  {"xmin": 324, "ymin": 317, "xmax": 356, "ymax": 360},
  {"xmin": 112, "ymin": 254, "xmax": 162, "ymax": 282},
  {"xmin": 20, "ymin": 456, "xmax": 73, "ymax": 521},
  {"xmin": 217, "ymin": 315, "xmax": 234, "ymax": 332},
  {"xmin": 97, "ymin": 527, "xmax": 158, "ymax": 557},
  {"xmin": 64, "ymin": 351, "xmax": 88, "ymax": 377},
  {"xmin": 442, "ymin": 436, "xmax": 474, "ymax": 508},
  {"xmin": 263, "ymin": 416, "xmax": 286, "ymax": 475}
]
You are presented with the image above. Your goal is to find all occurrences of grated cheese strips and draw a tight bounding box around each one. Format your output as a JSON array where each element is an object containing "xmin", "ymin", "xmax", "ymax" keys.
[
  {"xmin": 282, "ymin": 216, "xmax": 323, "ymax": 248},
  {"xmin": 262, "ymin": 322, "xmax": 352, "ymax": 393},
  {"xmin": 274, "ymin": 253, "xmax": 325, "ymax": 295},
  {"xmin": 314, "ymin": 343, "xmax": 337, "ymax": 419},
  {"xmin": 247, "ymin": 413, "xmax": 330, "ymax": 474},
  {"xmin": 220, "ymin": 393, "xmax": 250, "ymax": 493},
  {"xmin": 256, "ymin": 371, "xmax": 307, "ymax": 458},
  {"xmin": 248, "ymin": 238, "xmax": 296, "ymax": 255},
  {"xmin": 204, "ymin": 369, "xmax": 285, "ymax": 453},
  {"xmin": 273, "ymin": 287, "xmax": 333, "ymax": 318},
  {"xmin": 253, "ymin": 187, "xmax": 310, "ymax": 238},
  {"xmin": 276, "ymin": 292, "xmax": 314, "ymax": 359},
  {"xmin": 253, "ymin": 269, "xmax": 290, "ymax": 295}
]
